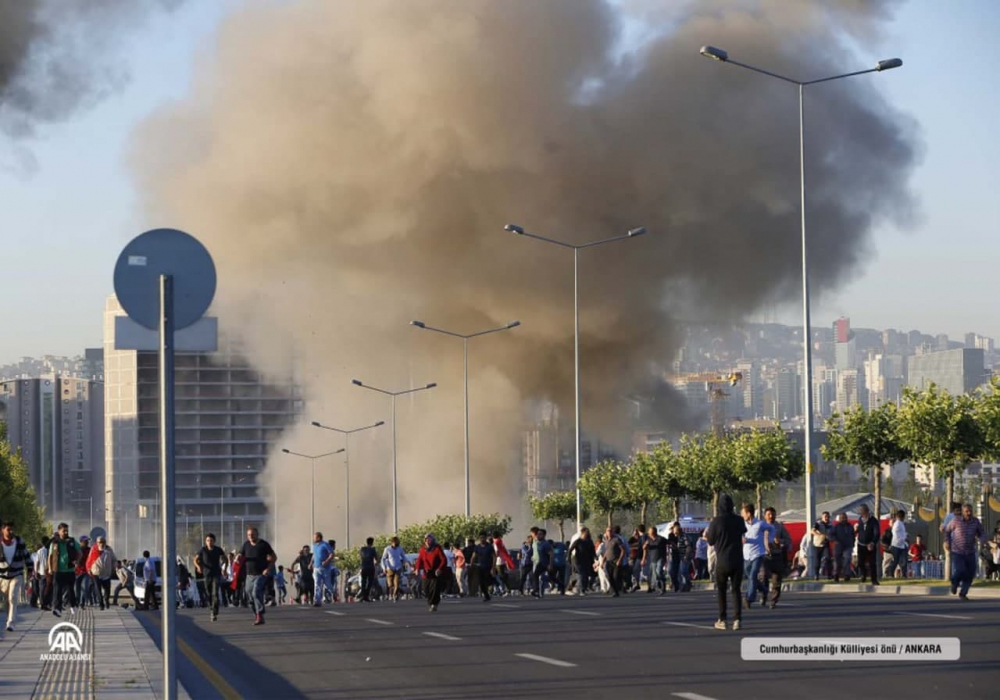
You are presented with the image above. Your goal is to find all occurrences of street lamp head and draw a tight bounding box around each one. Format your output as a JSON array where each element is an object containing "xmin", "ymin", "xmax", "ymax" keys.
[
  {"xmin": 411, "ymin": 320, "xmax": 426, "ymax": 328},
  {"xmin": 310, "ymin": 421, "xmax": 321, "ymax": 427},
  {"xmin": 876, "ymin": 58, "xmax": 902, "ymax": 71},
  {"xmin": 336, "ymin": 448, "xmax": 346, "ymax": 454},
  {"xmin": 281, "ymin": 449, "xmax": 290, "ymax": 454},
  {"xmin": 426, "ymin": 382, "xmax": 438, "ymax": 389},
  {"xmin": 627, "ymin": 226, "xmax": 647, "ymax": 237},
  {"xmin": 351, "ymin": 379, "xmax": 363, "ymax": 387},
  {"xmin": 504, "ymin": 224, "xmax": 525, "ymax": 235},
  {"xmin": 507, "ymin": 321, "xmax": 521, "ymax": 329},
  {"xmin": 700, "ymin": 45, "xmax": 728, "ymax": 62},
  {"xmin": 375, "ymin": 421, "xmax": 386, "ymax": 427}
]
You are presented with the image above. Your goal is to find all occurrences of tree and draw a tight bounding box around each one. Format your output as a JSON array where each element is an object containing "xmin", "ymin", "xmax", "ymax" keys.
[
  {"xmin": 731, "ymin": 428, "xmax": 805, "ymax": 514},
  {"xmin": 578, "ymin": 460, "xmax": 631, "ymax": 528},
  {"xmin": 676, "ymin": 432, "xmax": 738, "ymax": 514},
  {"xmin": 529, "ymin": 491, "xmax": 587, "ymax": 541},
  {"xmin": 896, "ymin": 384, "xmax": 985, "ymax": 577},
  {"xmin": 0, "ymin": 423, "xmax": 48, "ymax": 547},
  {"xmin": 823, "ymin": 402, "xmax": 907, "ymax": 529},
  {"xmin": 977, "ymin": 377, "xmax": 1000, "ymax": 463}
]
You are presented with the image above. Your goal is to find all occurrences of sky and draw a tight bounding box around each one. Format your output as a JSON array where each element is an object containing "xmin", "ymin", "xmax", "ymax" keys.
[{"xmin": 1, "ymin": 0, "xmax": 998, "ymax": 364}]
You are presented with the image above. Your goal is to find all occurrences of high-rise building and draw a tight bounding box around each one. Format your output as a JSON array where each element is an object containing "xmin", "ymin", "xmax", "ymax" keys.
[
  {"xmin": 863, "ymin": 353, "xmax": 905, "ymax": 408},
  {"xmin": 936, "ymin": 334, "xmax": 950, "ymax": 352},
  {"xmin": 965, "ymin": 333, "xmax": 995, "ymax": 353},
  {"xmin": 773, "ymin": 367, "xmax": 799, "ymax": 421},
  {"xmin": 906, "ymin": 348, "xmax": 986, "ymax": 396},
  {"xmin": 834, "ymin": 317, "xmax": 850, "ymax": 344},
  {"xmin": 735, "ymin": 360, "xmax": 762, "ymax": 419},
  {"xmin": 103, "ymin": 295, "xmax": 300, "ymax": 556},
  {"xmin": 835, "ymin": 369, "xmax": 862, "ymax": 413},
  {"xmin": 0, "ymin": 376, "xmax": 104, "ymax": 526}
]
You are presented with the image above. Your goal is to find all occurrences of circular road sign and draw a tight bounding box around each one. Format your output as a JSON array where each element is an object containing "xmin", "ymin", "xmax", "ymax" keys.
[{"xmin": 113, "ymin": 228, "xmax": 216, "ymax": 331}]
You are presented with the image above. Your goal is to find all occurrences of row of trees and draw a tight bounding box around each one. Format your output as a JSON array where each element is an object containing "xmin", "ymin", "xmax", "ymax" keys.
[
  {"xmin": 530, "ymin": 427, "xmax": 804, "ymax": 533},
  {"xmin": 0, "ymin": 423, "xmax": 48, "ymax": 546}
]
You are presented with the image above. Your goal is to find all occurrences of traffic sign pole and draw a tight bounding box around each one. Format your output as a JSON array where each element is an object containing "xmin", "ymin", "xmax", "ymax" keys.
[{"xmin": 160, "ymin": 274, "xmax": 177, "ymax": 700}]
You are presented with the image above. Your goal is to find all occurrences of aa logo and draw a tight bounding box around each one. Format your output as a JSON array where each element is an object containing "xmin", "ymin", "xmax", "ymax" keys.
[{"xmin": 41, "ymin": 622, "xmax": 90, "ymax": 661}]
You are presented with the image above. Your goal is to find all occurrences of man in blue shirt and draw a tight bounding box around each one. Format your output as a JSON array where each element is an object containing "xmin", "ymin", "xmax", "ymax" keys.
[
  {"xmin": 311, "ymin": 532, "xmax": 335, "ymax": 607},
  {"xmin": 741, "ymin": 503, "xmax": 773, "ymax": 610}
]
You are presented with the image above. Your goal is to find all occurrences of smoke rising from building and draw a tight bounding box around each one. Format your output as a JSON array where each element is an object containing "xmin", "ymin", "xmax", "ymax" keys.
[{"xmin": 127, "ymin": 0, "xmax": 920, "ymax": 546}]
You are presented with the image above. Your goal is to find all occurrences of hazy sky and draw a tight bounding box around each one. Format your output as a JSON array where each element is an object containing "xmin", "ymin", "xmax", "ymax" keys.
[{"xmin": 1, "ymin": 0, "xmax": 998, "ymax": 364}]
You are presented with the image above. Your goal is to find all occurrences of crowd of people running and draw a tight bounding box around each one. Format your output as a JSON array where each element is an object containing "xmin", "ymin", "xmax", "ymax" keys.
[{"xmin": 0, "ymin": 496, "xmax": 995, "ymax": 633}]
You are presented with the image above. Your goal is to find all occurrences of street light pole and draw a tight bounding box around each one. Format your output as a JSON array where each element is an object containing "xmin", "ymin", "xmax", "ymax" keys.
[
  {"xmin": 698, "ymin": 45, "xmax": 902, "ymax": 537},
  {"xmin": 351, "ymin": 380, "xmax": 436, "ymax": 533},
  {"xmin": 504, "ymin": 224, "xmax": 647, "ymax": 531},
  {"xmin": 410, "ymin": 320, "xmax": 520, "ymax": 516},
  {"xmin": 281, "ymin": 448, "xmax": 345, "ymax": 536},
  {"xmin": 310, "ymin": 420, "xmax": 384, "ymax": 547}
]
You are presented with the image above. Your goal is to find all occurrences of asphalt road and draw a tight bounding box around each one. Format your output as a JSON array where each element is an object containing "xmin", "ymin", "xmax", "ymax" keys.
[{"xmin": 142, "ymin": 589, "xmax": 1000, "ymax": 700}]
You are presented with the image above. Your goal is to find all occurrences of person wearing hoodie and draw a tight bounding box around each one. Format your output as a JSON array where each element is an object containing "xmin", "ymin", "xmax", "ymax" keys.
[
  {"xmin": 413, "ymin": 534, "xmax": 449, "ymax": 611},
  {"xmin": 706, "ymin": 495, "xmax": 747, "ymax": 631}
]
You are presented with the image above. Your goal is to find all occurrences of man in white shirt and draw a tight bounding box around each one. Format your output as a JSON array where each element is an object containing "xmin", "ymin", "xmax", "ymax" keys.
[
  {"xmin": 889, "ymin": 509, "xmax": 909, "ymax": 579},
  {"xmin": 381, "ymin": 537, "xmax": 406, "ymax": 601},
  {"xmin": 32, "ymin": 538, "xmax": 50, "ymax": 609}
]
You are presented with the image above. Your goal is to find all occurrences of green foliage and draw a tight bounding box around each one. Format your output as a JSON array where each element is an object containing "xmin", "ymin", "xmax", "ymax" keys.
[
  {"xmin": 0, "ymin": 422, "xmax": 48, "ymax": 546},
  {"xmin": 676, "ymin": 432, "xmax": 736, "ymax": 510},
  {"xmin": 896, "ymin": 385, "xmax": 985, "ymax": 479},
  {"xmin": 731, "ymin": 428, "xmax": 805, "ymax": 494},
  {"xmin": 823, "ymin": 403, "xmax": 907, "ymax": 476},
  {"xmin": 977, "ymin": 377, "xmax": 1000, "ymax": 462},
  {"xmin": 529, "ymin": 491, "xmax": 586, "ymax": 540},
  {"xmin": 578, "ymin": 460, "xmax": 632, "ymax": 526},
  {"xmin": 333, "ymin": 512, "xmax": 512, "ymax": 573}
]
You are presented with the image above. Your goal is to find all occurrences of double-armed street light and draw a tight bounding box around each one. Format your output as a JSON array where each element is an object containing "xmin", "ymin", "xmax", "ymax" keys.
[
  {"xmin": 699, "ymin": 44, "xmax": 902, "ymax": 533},
  {"xmin": 280, "ymin": 448, "xmax": 345, "ymax": 535},
  {"xmin": 410, "ymin": 319, "xmax": 520, "ymax": 516},
  {"xmin": 310, "ymin": 420, "xmax": 386, "ymax": 547},
  {"xmin": 351, "ymin": 379, "xmax": 436, "ymax": 533},
  {"xmin": 504, "ymin": 223, "xmax": 647, "ymax": 531}
]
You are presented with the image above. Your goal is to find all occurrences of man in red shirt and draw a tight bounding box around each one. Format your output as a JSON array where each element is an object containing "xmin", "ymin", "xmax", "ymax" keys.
[
  {"xmin": 413, "ymin": 534, "xmax": 449, "ymax": 612},
  {"xmin": 908, "ymin": 535, "xmax": 926, "ymax": 579}
]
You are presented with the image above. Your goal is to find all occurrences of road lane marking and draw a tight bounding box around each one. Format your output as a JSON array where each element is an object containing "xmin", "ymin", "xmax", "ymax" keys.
[
  {"xmin": 325, "ymin": 610, "xmax": 346, "ymax": 616},
  {"xmin": 492, "ymin": 603, "xmax": 520, "ymax": 608},
  {"xmin": 672, "ymin": 693, "xmax": 720, "ymax": 700},
  {"xmin": 894, "ymin": 612, "xmax": 972, "ymax": 621},
  {"xmin": 423, "ymin": 631, "xmax": 462, "ymax": 641},
  {"xmin": 561, "ymin": 609, "xmax": 600, "ymax": 616},
  {"xmin": 145, "ymin": 607, "xmax": 241, "ymax": 700},
  {"xmin": 663, "ymin": 621, "xmax": 719, "ymax": 631},
  {"xmin": 514, "ymin": 653, "xmax": 577, "ymax": 668},
  {"xmin": 366, "ymin": 618, "xmax": 394, "ymax": 626}
]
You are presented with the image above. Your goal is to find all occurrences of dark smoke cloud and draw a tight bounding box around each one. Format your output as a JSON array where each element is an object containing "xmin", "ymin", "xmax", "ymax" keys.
[
  {"xmin": 0, "ymin": 0, "xmax": 182, "ymax": 141},
  {"xmin": 129, "ymin": 0, "xmax": 919, "ymax": 542}
]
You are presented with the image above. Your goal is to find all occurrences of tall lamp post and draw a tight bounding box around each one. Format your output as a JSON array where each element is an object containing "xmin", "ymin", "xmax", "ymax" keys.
[
  {"xmin": 352, "ymin": 379, "xmax": 437, "ymax": 533},
  {"xmin": 280, "ymin": 448, "xmax": 344, "ymax": 535},
  {"xmin": 410, "ymin": 320, "xmax": 520, "ymax": 516},
  {"xmin": 699, "ymin": 45, "xmax": 902, "ymax": 534},
  {"xmin": 310, "ymin": 420, "xmax": 385, "ymax": 548},
  {"xmin": 504, "ymin": 223, "xmax": 647, "ymax": 531}
]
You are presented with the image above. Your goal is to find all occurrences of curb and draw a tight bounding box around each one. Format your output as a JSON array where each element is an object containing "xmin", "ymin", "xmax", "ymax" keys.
[{"xmin": 690, "ymin": 581, "xmax": 1000, "ymax": 598}]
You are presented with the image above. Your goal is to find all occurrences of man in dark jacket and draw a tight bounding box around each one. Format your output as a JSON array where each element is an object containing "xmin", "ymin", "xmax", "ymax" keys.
[
  {"xmin": 830, "ymin": 513, "xmax": 855, "ymax": 582},
  {"xmin": 854, "ymin": 504, "xmax": 880, "ymax": 585},
  {"xmin": 707, "ymin": 495, "xmax": 747, "ymax": 630},
  {"xmin": 195, "ymin": 533, "xmax": 227, "ymax": 621},
  {"xmin": 568, "ymin": 528, "xmax": 596, "ymax": 596}
]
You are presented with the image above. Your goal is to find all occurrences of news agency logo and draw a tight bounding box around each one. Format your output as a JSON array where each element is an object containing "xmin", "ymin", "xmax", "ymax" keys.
[{"xmin": 40, "ymin": 622, "xmax": 91, "ymax": 662}]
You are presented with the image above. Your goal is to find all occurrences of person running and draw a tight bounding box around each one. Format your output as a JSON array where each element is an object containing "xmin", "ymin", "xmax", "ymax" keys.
[
  {"xmin": 830, "ymin": 513, "xmax": 854, "ymax": 582},
  {"xmin": 628, "ymin": 527, "xmax": 644, "ymax": 593},
  {"xmin": 359, "ymin": 537, "xmax": 380, "ymax": 602},
  {"xmin": 113, "ymin": 560, "xmax": 135, "ymax": 607},
  {"xmin": 492, "ymin": 532, "xmax": 516, "ymax": 571},
  {"xmin": 944, "ymin": 503, "xmax": 986, "ymax": 599},
  {"xmin": 275, "ymin": 566, "xmax": 288, "ymax": 604},
  {"xmin": 74, "ymin": 535, "xmax": 93, "ymax": 610},
  {"xmin": 568, "ymin": 528, "xmax": 596, "ymax": 596},
  {"xmin": 889, "ymin": 510, "xmax": 909, "ymax": 579},
  {"xmin": 762, "ymin": 507, "xmax": 789, "ymax": 609},
  {"xmin": 30, "ymin": 537, "xmax": 50, "ymax": 610},
  {"xmin": 413, "ymin": 534, "xmax": 449, "ymax": 612},
  {"xmin": 641, "ymin": 525, "xmax": 667, "ymax": 595},
  {"xmin": 741, "ymin": 504, "xmax": 772, "ymax": 609},
  {"xmin": 693, "ymin": 530, "xmax": 709, "ymax": 581},
  {"xmin": 0, "ymin": 521, "xmax": 31, "ymax": 632},
  {"xmin": 240, "ymin": 528, "xmax": 276, "ymax": 625},
  {"xmin": 311, "ymin": 532, "xmax": 335, "ymax": 607},
  {"xmin": 810, "ymin": 511, "xmax": 832, "ymax": 580},
  {"xmin": 666, "ymin": 523, "xmax": 690, "ymax": 593},
  {"xmin": 470, "ymin": 533, "xmax": 496, "ymax": 602},
  {"xmin": 909, "ymin": 535, "xmax": 926, "ymax": 579},
  {"xmin": 47, "ymin": 523, "xmax": 81, "ymax": 617},
  {"xmin": 195, "ymin": 533, "xmax": 227, "ymax": 621},
  {"xmin": 293, "ymin": 545, "xmax": 313, "ymax": 604},
  {"xmin": 382, "ymin": 537, "xmax": 407, "ymax": 601},
  {"xmin": 85, "ymin": 536, "xmax": 117, "ymax": 611},
  {"xmin": 518, "ymin": 536, "xmax": 533, "ymax": 596},
  {"xmin": 550, "ymin": 538, "xmax": 568, "ymax": 594},
  {"xmin": 602, "ymin": 527, "xmax": 625, "ymax": 598},
  {"xmin": 854, "ymin": 504, "xmax": 880, "ymax": 585},
  {"xmin": 707, "ymin": 495, "xmax": 747, "ymax": 631},
  {"xmin": 531, "ymin": 529, "xmax": 553, "ymax": 598},
  {"xmin": 141, "ymin": 551, "xmax": 159, "ymax": 611}
]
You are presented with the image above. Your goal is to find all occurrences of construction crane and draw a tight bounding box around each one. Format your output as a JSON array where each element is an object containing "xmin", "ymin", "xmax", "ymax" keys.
[{"xmin": 665, "ymin": 371, "xmax": 743, "ymax": 436}]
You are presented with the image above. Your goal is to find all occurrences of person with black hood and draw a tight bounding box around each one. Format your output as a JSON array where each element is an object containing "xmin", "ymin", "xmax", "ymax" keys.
[
  {"xmin": 568, "ymin": 528, "xmax": 596, "ymax": 595},
  {"xmin": 706, "ymin": 495, "xmax": 746, "ymax": 630}
]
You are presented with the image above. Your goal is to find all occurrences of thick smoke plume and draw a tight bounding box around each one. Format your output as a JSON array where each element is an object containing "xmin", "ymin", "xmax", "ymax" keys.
[{"xmin": 130, "ymin": 0, "xmax": 919, "ymax": 549}]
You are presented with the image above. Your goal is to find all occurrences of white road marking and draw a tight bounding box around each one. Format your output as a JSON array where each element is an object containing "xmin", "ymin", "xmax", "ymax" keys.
[
  {"xmin": 492, "ymin": 603, "xmax": 520, "ymax": 609},
  {"xmin": 561, "ymin": 609, "xmax": 600, "ymax": 616},
  {"xmin": 894, "ymin": 612, "xmax": 972, "ymax": 621},
  {"xmin": 423, "ymin": 631, "xmax": 462, "ymax": 641},
  {"xmin": 514, "ymin": 653, "xmax": 577, "ymax": 668},
  {"xmin": 365, "ymin": 618, "xmax": 394, "ymax": 626},
  {"xmin": 672, "ymin": 693, "xmax": 720, "ymax": 700},
  {"xmin": 325, "ymin": 610, "xmax": 346, "ymax": 616},
  {"xmin": 663, "ymin": 621, "xmax": 719, "ymax": 631}
]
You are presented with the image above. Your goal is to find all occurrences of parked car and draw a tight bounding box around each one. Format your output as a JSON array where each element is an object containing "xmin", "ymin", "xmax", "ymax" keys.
[{"xmin": 133, "ymin": 556, "xmax": 163, "ymax": 608}]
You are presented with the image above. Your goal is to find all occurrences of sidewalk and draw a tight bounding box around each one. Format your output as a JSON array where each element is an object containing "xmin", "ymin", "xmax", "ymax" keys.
[{"xmin": 0, "ymin": 604, "xmax": 191, "ymax": 699}]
